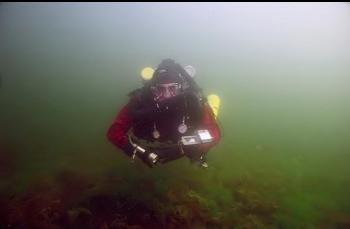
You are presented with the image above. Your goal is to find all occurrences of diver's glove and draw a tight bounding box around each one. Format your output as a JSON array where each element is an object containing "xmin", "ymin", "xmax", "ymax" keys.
[
  {"xmin": 182, "ymin": 145, "xmax": 202, "ymax": 159},
  {"xmin": 187, "ymin": 153, "xmax": 209, "ymax": 169},
  {"xmin": 198, "ymin": 154, "xmax": 209, "ymax": 168},
  {"xmin": 182, "ymin": 145, "xmax": 209, "ymax": 169},
  {"xmin": 155, "ymin": 147, "xmax": 184, "ymax": 163}
]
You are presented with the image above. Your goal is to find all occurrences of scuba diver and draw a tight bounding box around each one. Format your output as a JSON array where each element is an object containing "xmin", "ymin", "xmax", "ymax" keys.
[{"xmin": 107, "ymin": 59, "xmax": 221, "ymax": 168}]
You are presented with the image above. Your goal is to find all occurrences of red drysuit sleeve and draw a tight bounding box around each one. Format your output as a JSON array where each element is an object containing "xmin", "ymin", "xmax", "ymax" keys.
[{"xmin": 107, "ymin": 103, "xmax": 133, "ymax": 153}]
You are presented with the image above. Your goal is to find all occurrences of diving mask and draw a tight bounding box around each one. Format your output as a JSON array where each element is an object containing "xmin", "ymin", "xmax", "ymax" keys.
[{"xmin": 152, "ymin": 83, "xmax": 181, "ymax": 102}]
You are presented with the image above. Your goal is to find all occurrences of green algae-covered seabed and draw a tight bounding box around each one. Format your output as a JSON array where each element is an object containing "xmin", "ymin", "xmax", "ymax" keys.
[{"xmin": 1, "ymin": 3, "xmax": 350, "ymax": 228}]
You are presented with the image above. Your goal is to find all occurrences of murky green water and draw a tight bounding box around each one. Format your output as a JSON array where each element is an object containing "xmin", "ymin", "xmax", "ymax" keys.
[{"xmin": 1, "ymin": 3, "xmax": 350, "ymax": 228}]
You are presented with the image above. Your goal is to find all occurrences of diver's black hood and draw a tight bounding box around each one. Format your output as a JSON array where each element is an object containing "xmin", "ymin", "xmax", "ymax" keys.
[
  {"xmin": 149, "ymin": 58, "xmax": 202, "ymax": 94},
  {"xmin": 151, "ymin": 59, "xmax": 182, "ymax": 84}
]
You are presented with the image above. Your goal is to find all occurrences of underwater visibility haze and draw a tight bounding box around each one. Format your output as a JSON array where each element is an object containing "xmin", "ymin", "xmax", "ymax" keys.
[{"xmin": 0, "ymin": 2, "xmax": 350, "ymax": 228}]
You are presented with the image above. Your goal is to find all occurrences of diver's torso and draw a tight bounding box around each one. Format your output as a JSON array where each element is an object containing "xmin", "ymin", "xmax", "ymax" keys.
[
  {"xmin": 133, "ymin": 110, "xmax": 197, "ymax": 143},
  {"xmin": 131, "ymin": 90, "xmax": 204, "ymax": 143}
]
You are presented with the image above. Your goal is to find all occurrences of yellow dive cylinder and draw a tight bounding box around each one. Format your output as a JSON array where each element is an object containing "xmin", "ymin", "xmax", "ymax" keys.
[{"xmin": 207, "ymin": 94, "xmax": 221, "ymax": 119}]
